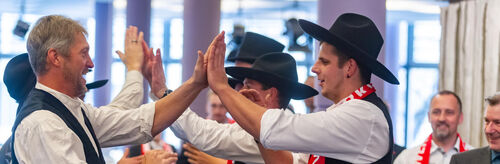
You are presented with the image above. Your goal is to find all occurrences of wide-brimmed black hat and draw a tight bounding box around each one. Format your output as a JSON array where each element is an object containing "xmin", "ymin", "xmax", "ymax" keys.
[
  {"xmin": 226, "ymin": 32, "xmax": 285, "ymax": 64},
  {"xmin": 3, "ymin": 53, "xmax": 36, "ymax": 103},
  {"xmin": 226, "ymin": 52, "xmax": 318, "ymax": 99},
  {"xmin": 298, "ymin": 13, "xmax": 399, "ymax": 84}
]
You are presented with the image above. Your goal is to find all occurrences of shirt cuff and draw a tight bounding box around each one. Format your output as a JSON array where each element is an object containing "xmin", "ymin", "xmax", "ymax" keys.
[{"xmin": 126, "ymin": 70, "xmax": 143, "ymax": 82}]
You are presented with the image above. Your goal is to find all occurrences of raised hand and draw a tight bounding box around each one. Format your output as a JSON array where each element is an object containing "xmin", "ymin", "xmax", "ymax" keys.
[
  {"xmin": 189, "ymin": 32, "xmax": 226, "ymax": 88},
  {"xmin": 141, "ymin": 41, "xmax": 167, "ymax": 98},
  {"xmin": 116, "ymin": 26, "xmax": 145, "ymax": 72},
  {"xmin": 206, "ymin": 31, "xmax": 229, "ymax": 93}
]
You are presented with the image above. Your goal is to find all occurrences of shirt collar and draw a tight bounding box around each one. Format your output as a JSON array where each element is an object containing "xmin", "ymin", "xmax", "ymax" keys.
[
  {"xmin": 35, "ymin": 82, "xmax": 83, "ymax": 111},
  {"xmin": 491, "ymin": 150, "xmax": 500, "ymax": 161},
  {"xmin": 429, "ymin": 137, "xmax": 461, "ymax": 153}
]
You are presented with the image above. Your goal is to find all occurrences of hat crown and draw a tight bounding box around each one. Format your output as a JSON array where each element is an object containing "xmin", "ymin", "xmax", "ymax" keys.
[
  {"xmin": 251, "ymin": 52, "xmax": 298, "ymax": 82},
  {"xmin": 228, "ymin": 32, "xmax": 285, "ymax": 63},
  {"xmin": 329, "ymin": 13, "xmax": 383, "ymax": 59}
]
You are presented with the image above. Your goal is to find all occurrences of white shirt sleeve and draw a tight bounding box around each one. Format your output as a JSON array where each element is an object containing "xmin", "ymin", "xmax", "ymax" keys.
[
  {"xmin": 170, "ymin": 109, "xmax": 264, "ymax": 163},
  {"xmin": 86, "ymin": 102, "xmax": 155, "ymax": 147},
  {"xmin": 260, "ymin": 99, "xmax": 389, "ymax": 163},
  {"xmin": 105, "ymin": 70, "xmax": 144, "ymax": 110},
  {"xmin": 14, "ymin": 111, "xmax": 87, "ymax": 164}
]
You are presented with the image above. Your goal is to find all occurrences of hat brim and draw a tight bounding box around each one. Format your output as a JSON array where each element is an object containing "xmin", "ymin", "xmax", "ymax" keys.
[
  {"xmin": 298, "ymin": 19, "xmax": 399, "ymax": 85},
  {"xmin": 226, "ymin": 67, "xmax": 318, "ymax": 100},
  {"xmin": 228, "ymin": 77, "xmax": 242, "ymax": 89},
  {"xmin": 86, "ymin": 80, "xmax": 108, "ymax": 90}
]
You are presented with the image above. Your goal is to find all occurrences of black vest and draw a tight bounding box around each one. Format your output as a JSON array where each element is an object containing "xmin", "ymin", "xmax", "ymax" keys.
[
  {"xmin": 322, "ymin": 92, "xmax": 394, "ymax": 164},
  {"xmin": 11, "ymin": 89, "xmax": 105, "ymax": 164}
]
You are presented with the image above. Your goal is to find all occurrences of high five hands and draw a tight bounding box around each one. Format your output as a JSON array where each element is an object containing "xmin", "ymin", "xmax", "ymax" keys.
[{"xmin": 188, "ymin": 31, "xmax": 229, "ymax": 91}]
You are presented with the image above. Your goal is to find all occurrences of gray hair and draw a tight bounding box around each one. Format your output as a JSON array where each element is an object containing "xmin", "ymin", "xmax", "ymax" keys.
[
  {"xmin": 27, "ymin": 15, "xmax": 87, "ymax": 75},
  {"xmin": 485, "ymin": 92, "xmax": 500, "ymax": 106}
]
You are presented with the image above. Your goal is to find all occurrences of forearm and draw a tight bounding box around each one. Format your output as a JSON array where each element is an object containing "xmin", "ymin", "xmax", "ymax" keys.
[
  {"xmin": 215, "ymin": 86, "xmax": 266, "ymax": 139},
  {"xmin": 151, "ymin": 78, "xmax": 205, "ymax": 136},
  {"xmin": 257, "ymin": 143, "xmax": 293, "ymax": 164}
]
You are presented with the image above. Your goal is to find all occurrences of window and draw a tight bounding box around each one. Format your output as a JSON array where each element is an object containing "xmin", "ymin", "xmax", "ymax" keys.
[{"xmin": 387, "ymin": 10, "xmax": 441, "ymax": 147}]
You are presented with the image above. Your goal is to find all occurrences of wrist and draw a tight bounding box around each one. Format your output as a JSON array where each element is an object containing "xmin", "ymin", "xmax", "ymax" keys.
[{"xmin": 126, "ymin": 64, "xmax": 142, "ymax": 72}]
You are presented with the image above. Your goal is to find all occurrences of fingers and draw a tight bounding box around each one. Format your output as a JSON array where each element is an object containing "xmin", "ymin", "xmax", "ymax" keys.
[
  {"xmin": 116, "ymin": 50, "xmax": 125, "ymax": 60},
  {"xmin": 122, "ymin": 148, "xmax": 130, "ymax": 159},
  {"xmin": 155, "ymin": 48, "xmax": 162, "ymax": 61}
]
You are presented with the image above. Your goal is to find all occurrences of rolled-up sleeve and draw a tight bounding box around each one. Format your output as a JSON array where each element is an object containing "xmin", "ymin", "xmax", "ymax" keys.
[{"xmin": 259, "ymin": 100, "xmax": 389, "ymax": 163}]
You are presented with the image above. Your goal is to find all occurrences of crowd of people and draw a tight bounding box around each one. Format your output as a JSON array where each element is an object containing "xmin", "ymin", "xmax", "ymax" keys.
[{"xmin": 0, "ymin": 12, "xmax": 499, "ymax": 164}]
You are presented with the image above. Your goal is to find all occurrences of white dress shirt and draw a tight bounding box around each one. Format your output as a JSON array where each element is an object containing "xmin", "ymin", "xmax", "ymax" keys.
[
  {"xmin": 171, "ymin": 109, "xmax": 270, "ymax": 164},
  {"xmin": 393, "ymin": 136, "xmax": 474, "ymax": 164},
  {"xmin": 260, "ymin": 98, "xmax": 390, "ymax": 163},
  {"xmin": 13, "ymin": 71, "xmax": 156, "ymax": 164}
]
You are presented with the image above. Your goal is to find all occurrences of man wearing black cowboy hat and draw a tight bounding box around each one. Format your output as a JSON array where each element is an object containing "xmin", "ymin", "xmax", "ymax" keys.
[
  {"xmin": 206, "ymin": 13, "xmax": 398, "ymax": 163},
  {"xmin": 169, "ymin": 52, "xmax": 317, "ymax": 164},
  {"xmin": 226, "ymin": 32, "xmax": 285, "ymax": 89}
]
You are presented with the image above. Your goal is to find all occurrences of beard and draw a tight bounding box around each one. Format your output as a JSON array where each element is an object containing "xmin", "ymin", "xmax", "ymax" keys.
[
  {"xmin": 63, "ymin": 63, "xmax": 87, "ymax": 97},
  {"xmin": 433, "ymin": 123, "xmax": 453, "ymax": 141}
]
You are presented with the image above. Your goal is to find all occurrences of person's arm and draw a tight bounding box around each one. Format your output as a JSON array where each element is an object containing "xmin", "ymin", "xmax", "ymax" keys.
[
  {"xmin": 149, "ymin": 32, "xmax": 225, "ymax": 136},
  {"xmin": 256, "ymin": 142, "xmax": 293, "ymax": 164},
  {"xmin": 170, "ymin": 109, "xmax": 264, "ymax": 163},
  {"xmin": 205, "ymin": 32, "xmax": 266, "ymax": 139}
]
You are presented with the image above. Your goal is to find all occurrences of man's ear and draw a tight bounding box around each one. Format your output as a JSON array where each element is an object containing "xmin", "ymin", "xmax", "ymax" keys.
[
  {"xmin": 266, "ymin": 87, "xmax": 280, "ymax": 103},
  {"xmin": 47, "ymin": 48, "xmax": 63, "ymax": 67},
  {"xmin": 344, "ymin": 58, "xmax": 358, "ymax": 78}
]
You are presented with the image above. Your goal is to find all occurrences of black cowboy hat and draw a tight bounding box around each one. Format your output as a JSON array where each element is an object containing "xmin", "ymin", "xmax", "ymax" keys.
[
  {"xmin": 226, "ymin": 32, "xmax": 285, "ymax": 64},
  {"xmin": 3, "ymin": 53, "xmax": 36, "ymax": 103},
  {"xmin": 226, "ymin": 52, "xmax": 318, "ymax": 99},
  {"xmin": 298, "ymin": 13, "xmax": 399, "ymax": 85}
]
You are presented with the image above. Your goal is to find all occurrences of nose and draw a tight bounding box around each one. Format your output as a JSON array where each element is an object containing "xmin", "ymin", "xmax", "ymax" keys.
[
  {"xmin": 311, "ymin": 62, "xmax": 320, "ymax": 75},
  {"xmin": 486, "ymin": 122, "xmax": 495, "ymax": 134},
  {"xmin": 87, "ymin": 55, "xmax": 94, "ymax": 68},
  {"xmin": 438, "ymin": 112, "xmax": 446, "ymax": 121}
]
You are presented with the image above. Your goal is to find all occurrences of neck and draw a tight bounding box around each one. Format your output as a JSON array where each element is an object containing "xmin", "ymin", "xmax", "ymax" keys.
[
  {"xmin": 432, "ymin": 133, "xmax": 458, "ymax": 153},
  {"xmin": 332, "ymin": 80, "xmax": 363, "ymax": 103},
  {"xmin": 37, "ymin": 72, "xmax": 78, "ymax": 98}
]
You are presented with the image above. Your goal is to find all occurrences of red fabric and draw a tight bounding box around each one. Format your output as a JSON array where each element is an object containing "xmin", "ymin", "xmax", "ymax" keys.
[
  {"xmin": 308, "ymin": 84, "xmax": 376, "ymax": 164},
  {"xmin": 416, "ymin": 134, "xmax": 468, "ymax": 164}
]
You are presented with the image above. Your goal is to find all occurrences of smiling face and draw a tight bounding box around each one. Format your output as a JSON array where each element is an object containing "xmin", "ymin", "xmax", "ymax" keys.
[
  {"xmin": 428, "ymin": 94, "xmax": 463, "ymax": 141},
  {"xmin": 485, "ymin": 104, "xmax": 500, "ymax": 151},
  {"xmin": 62, "ymin": 32, "xmax": 93, "ymax": 98},
  {"xmin": 311, "ymin": 43, "xmax": 346, "ymax": 102}
]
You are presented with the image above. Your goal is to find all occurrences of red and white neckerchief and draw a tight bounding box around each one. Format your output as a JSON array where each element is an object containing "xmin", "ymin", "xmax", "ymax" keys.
[
  {"xmin": 308, "ymin": 84, "xmax": 376, "ymax": 164},
  {"xmin": 416, "ymin": 134, "xmax": 468, "ymax": 164}
]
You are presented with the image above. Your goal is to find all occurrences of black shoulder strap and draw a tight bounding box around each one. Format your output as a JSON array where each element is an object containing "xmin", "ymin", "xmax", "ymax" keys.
[{"xmin": 11, "ymin": 89, "xmax": 104, "ymax": 164}]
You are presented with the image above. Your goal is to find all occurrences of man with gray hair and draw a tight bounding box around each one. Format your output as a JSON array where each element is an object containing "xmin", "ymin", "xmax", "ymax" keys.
[
  {"xmin": 450, "ymin": 92, "xmax": 500, "ymax": 164},
  {"xmin": 11, "ymin": 15, "xmax": 220, "ymax": 163},
  {"xmin": 394, "ymin": 90, "xmax": 473, "ymax": 164}
]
